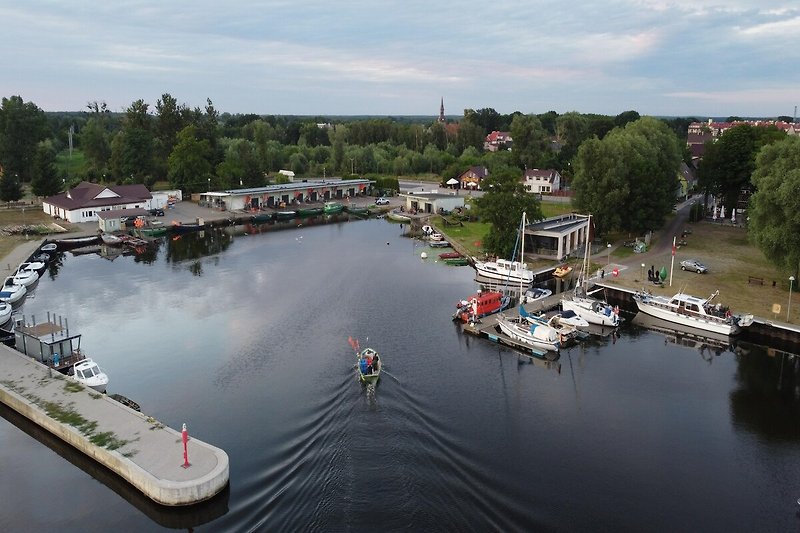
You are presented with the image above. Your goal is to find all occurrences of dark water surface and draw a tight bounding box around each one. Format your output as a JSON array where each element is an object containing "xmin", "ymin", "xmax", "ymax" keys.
[{"xmin": 1, "ymin": 218, "xmax": 799, "ymax": 532}]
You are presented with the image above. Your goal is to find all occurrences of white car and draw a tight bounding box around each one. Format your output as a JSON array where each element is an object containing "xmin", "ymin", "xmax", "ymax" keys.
[{"xmin": 375, "ymin": 197, "xmax": 390, "ymax": 205}]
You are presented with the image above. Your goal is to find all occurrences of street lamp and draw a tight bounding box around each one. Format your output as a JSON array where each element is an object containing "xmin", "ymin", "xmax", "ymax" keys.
[
  {"xmin": 641, "ymin": 263, "xmax": 646, "ymax": 282},
  {"xmin": 788, "ymin": 276, "xmax": 795, "ymax": 322},
  {"xmin": 350, "ymin": 158, "xmax": 355, "ymax": 175},
  {"xmin": 607, "ymin": 243, "xmax": 611, "ymax": 266},
  {"xmin": 22, "ymin": 206, "xmax": 27, "ymax": 240}
]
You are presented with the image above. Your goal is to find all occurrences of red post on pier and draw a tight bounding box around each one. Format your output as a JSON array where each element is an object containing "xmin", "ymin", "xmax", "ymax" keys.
[{"xmin": 181, "ymin": 423, "xmax": 191, "ymax": 468}]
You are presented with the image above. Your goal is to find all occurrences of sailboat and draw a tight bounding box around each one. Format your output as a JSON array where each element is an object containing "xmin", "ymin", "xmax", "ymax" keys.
[
  {"xmin": 559, "ymin": 215, "xmax": 620, "ymax": 327},
  {"xmin": 472, "ymin": 212, "xmax": 535, "ymax": 284}
]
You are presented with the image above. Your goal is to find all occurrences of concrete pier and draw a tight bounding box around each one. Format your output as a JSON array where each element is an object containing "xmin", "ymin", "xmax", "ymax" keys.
[{"xmin": 0, "ymin": 344, "xmax": 229, "ymax": 506}]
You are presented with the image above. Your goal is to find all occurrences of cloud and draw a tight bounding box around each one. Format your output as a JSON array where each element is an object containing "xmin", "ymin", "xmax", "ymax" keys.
[{"xmin": 736, "ymin": 16, "xmax": 800, "ymax": 37}]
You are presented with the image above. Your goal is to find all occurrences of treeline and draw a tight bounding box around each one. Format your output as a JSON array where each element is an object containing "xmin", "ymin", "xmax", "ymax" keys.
[{"xmin": 1, "ymin": 92, "xmax": 700, "ymax": 200}]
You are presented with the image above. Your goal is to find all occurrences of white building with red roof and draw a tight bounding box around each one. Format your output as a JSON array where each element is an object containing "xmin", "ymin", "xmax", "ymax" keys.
[
  {"xmin": 43, "ymin": 181, "xmax": 154, "ymax": 223},
  {"xmin": 484, "ymin": 131, "xmax": 512, "ymax": 152}
]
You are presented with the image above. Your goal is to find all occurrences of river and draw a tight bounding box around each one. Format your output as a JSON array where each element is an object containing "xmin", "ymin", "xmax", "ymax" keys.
[{"xmin": 1, "ymin": 216, "xmax": 799, "ymax": 532}]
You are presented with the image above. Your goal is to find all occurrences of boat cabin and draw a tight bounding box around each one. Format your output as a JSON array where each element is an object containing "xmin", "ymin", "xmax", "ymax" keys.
[{"xmin": 13, "ymin": 314, "xmax": 84, "ymax": 371}]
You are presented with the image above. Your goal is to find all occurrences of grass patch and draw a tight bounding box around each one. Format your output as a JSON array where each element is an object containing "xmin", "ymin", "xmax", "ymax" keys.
[{"xmin": 64, "ymin": 380, "xmax": 84, "ymax": 393}]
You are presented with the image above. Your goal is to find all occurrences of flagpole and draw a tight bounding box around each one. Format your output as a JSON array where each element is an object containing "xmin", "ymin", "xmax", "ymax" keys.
[{"xmin": 670, "ymin": 236, "xmax": 676, "ymax": 287}]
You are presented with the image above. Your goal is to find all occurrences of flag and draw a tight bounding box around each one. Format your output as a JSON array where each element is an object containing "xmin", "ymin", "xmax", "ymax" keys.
[{"xmin": 672, "ymin": 236, "xmax": 676, "ymax": 257}]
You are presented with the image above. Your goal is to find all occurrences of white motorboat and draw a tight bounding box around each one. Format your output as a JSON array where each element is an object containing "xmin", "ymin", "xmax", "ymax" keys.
[
  {"xmin": 554, "ymin": 309, "xmax": 590, "ymax": 329},
  {"xmin": 519, "ymin": 306, "xmax": 580, "ymax": 345},
  {"xmin": 632, "ymin": 290, "xmax": 753, "ymax": 336},
  {"xmin": 11, "ymin": 266, "xmax": 39, "ymax": 287},
  {"xmin": 69, "ymin": 358, "xmax": 109, "ymax": 393},
  {"xmin": 497, "ymin": 309, "xmax": 560, "ymax": 353},
  {"xmin": 0, "ymin": 301, "xmax": 12, "ymax": 325},
  {"xmin": 523, "ymin": 287, "xmax": 552, "ymax": 303},
  {"xmin": 473, "ymin": 258, "xmax": 535, "ymax": 284},
  {"xmin": 0, "ymin": 277, "xmax": 27, "ymax": 305},
  {"xmin": 18, "ymin": 261, "xmax": 46, "ymax": 274}
]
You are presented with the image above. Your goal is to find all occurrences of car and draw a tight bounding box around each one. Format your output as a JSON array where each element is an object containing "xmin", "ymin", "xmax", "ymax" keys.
[
  {"xmin": 149, "ymin": 208, "xmax": 165, "ymax": 216},
  {"xmin": 680, "ymin": 259, "xmax": 708, "ymax": 273},
  {"xmin": 375, "ymin": 197, "xmax": 390, "ymax": 205}
]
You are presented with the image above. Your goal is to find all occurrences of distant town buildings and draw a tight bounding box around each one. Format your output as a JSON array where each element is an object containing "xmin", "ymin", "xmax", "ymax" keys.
[
  {"xmin": 522, "ymin": 169, "xmax": 561, "ymax": 194},
  {"xmin": 484, "ymin": 131, "xmax": 512, "ymax": 152}
]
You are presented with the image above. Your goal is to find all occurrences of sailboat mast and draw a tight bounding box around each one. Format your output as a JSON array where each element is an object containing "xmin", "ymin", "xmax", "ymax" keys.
[{"xmin": 519, "ymin": 212, "xmax": 527, "ymax": 296}]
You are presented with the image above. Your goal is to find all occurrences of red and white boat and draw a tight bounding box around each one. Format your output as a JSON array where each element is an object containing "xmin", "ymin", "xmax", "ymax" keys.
[{"xmin": 453, "ymin": 290, "xmax": 511, "ymax": 322}]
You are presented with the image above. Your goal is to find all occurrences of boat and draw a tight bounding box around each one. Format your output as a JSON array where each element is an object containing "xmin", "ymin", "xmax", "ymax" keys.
[
  {"xmin": 11, "ymin": 266, "xmax": 39, "ymax": 287},
  {"xmin": 356, "ymin": 347, "xmax": 382, "ymax": 385},
  {"xmin": 18, "ymin": 261, "xmax": 46, "ymax": 275},
  {"xmin": 0, "ymin": 278, "xmax": 27, "ymax": 305},
  {"xmin": 632, "ymin": 289, "xmax": 753, "ymax": 336},
  {"xmin": 40, "ymin": 243, "xmax": 57, "ymax": 252},
  {"xmin": 496, "ymin": 309, "xmax": 561, "ymax": 353},
  {"xmin": 553, "ymin": 264, "xmax": 573, "ymax": 278},
  {"xmin": 560, "ymin": 215, "xmax": 621, "ymax": 327},
  {"xmin": 519, "ymin": 306, "xmax": 582, "ymax": 345},
  {"xmin": 439, "ymin": 251, "xmax": 463, "ymax": 259},
  {"xmin": 55, "ymin": 235, "xmax": 101, "ymax": 250},
  {"xmin": 345, "ymin": 205, "xmax": 369, "ymax": 217},
  {"xmin": 323, "ymin": 201, "xmax": 344, "ymax": 214},
  {"xmin": 522, "ymin": 287, "xmax": 553, "ymax": 303},
  {"xmin": 473, "ymin": 213, "xmax": 535, "ymax": 284},
  {"xmin": 274, "ymin": 210, "xmax": 297, "ymax": 220},
  {"xmin": 387, "ymin": 210, "xmax": 412, "ymax": 223},
  {"xmin": 297, "ymin": 206, "xmax": 323, "ymax": 217},
  {"xmin": 170, "ymin": 222, "xmax": 205, "ymax": 234},
  {"xmin": 429, "ymin": 233, "xmax": 444, "ymax": 242},
  {"xmin": 554, "ymin": 309, "xmax": 590, "ymax": 329},
  {"xmin": 443, "ymin": 257, "xmax": 470, "ymax": 266},
  {"xmin": 429, "ymin": 240, "xmax": 450, "ymax": 248},
  {"xmin": 31, "ymin": 252, "xmax": 51, "ymax": 263},
  {"xmin": 0, "ymin": 302, "xmax": 12, "ymax": 326},
  {"xmin": 251, "ymin": 212, "xmax": 273, "ymax": 223},
  {"xmin": 140, "ymin": 226, "xmax": 168, "ymax": 237},
  {"xmin": 100, "ymin": 233, "xmax": 123, "ymax": 246},
  {"xmin": 68, "ymin": 358, "xmax": 109, "ymax": 393},
  {"xmin": 0, "ymin": 322, "xmax": 14, "ymax": 344},
  {"xmin": 452, "ymin": 290, "xmax": 511, "ymax": 322},
  {"xmin": 109, "ymin": 393, "xmax": 141, "ymax": 412}
]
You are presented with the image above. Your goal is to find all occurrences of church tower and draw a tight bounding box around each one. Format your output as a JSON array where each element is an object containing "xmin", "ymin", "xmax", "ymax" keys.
[{"xmin": 438, "ymin": 98, "xmax": 445, "ymax": 123}]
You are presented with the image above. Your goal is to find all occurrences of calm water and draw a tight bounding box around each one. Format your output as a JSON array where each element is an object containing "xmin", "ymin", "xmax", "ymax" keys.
[{"xmin": 1, "ymin": 218, "xmax": 799, "ymax": 532}]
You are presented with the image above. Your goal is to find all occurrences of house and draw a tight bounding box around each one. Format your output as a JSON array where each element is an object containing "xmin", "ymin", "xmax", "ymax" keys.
[
  {"xmin": 42, "ymin": 181, "xmax": 153, "ymax": 223},
  {"xmin": 399, "ymin": 190, "xmax": 465, "ymax": 215},
  {"xmin": 459, "ymin": 166, "xmax": 488, "ymax": 190},
  {"xmin": 525, "ymin": 213, "xmax": 591, "ymax": 261},
  {"xmin": 522, "ymin": 169, "xmax": 561, "ymax": 194},
  {"xmin": 484, "ymin": 131, "xmax": 512, "ymax": 152}
]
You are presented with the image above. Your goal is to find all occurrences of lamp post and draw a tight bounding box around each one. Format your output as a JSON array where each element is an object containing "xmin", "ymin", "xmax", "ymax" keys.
[
  {"xmin": 350, "ymin": 158, "xmax": 354, "ymax": 175},
  {"xmin": 788, "ymin": 276, "xmax": 795, "ymax": 322},
  {"xmin": 641, "ymin": 263, "xmax": 646, "ymax": 282},
  {"xmin": 22, "ymin": 206, "xmax": 27, "ymax": 240},
  {"xmin": 207, "ymin": 177, "xmax": 211, "ymax": 191},
  {"xmin": 607, "ymin": 243, "xmax": 611, "ymax": 266}
]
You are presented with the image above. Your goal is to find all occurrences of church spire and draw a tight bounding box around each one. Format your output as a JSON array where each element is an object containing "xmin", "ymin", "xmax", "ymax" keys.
[{"xmin": 438, "ymin": 97, "xmax": 445, "ymax": 123}]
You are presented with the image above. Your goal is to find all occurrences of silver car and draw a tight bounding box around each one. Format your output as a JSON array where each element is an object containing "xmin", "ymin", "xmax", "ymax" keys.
[{"xmin": 680, "ymin": 259, "xmax": 708, "ymax": 273}]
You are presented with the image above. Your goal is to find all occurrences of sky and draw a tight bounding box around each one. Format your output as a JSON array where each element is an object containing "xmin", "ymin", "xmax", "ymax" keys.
[{"xmin": 2, "ymin": 1, "xmax": 799, "ymax": 119}]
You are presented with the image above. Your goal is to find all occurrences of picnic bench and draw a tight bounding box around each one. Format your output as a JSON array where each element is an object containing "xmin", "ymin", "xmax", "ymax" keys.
[{"xmin": 748, "ymin": 276, "xmax": 764, "ymax": 285}]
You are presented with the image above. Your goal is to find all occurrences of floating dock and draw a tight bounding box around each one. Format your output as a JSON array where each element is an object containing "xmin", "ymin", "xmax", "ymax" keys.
[{"xmin": 0, "ymin": 344, "xmax": 229, "ymax": 506}]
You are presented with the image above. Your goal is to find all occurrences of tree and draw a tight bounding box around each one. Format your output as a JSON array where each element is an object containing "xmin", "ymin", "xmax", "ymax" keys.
[
  {"xmin": 454, "ymin": 121, "xmax": 484, "ymax": 154},
  {"xmin": 510, "ymin": 114, "xmax": 548, "ymax": 170},
  {"xmin": 110, "ymin": 99, "xmax": 154, "ymax": 181},
  {"xmin": 571, "ymin": 117, "xmax": 680, "ymax": 235},
  {"xmin": 0, "ymin": 171, "xmax": 23, "ymax": 202},
  {"xmin": 80, "ymin": 116, "xmax": 111, "ymax": 171},
  {"xmin": 748, "ymin": 136, "xmax": 800, "ymax": 276},
  {"xmin": 0, "ymin": 96, "xmax": 48, "ymax": 183},
  {"xmin": 167, "ymin": 125, "xmax": 212, "ymax": 192},
  {"xmin": 474, "ymin": 168, "xmax": 543, "ymax": 259},
  {"xmin": 31, "ymin": 142, "xmax": 62, "ymax": 196}
]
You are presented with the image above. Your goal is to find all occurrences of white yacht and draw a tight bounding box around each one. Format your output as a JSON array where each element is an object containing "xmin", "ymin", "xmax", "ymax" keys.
[
  {"xmin": 633, "ymin": 290, "xmax": 753, "ymax": 336},
  {"xmin": 70, "ymin": 358, "xmax": 109, "ymax": 393}
]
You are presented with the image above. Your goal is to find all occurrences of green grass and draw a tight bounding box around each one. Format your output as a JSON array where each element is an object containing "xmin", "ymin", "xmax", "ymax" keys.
[{"xmin": 55, "ymin": 149, "xmax": 87, "ymax": 177}]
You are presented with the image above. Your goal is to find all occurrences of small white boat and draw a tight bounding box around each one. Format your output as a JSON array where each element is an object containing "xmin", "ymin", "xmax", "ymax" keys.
[
  {"xmin": 496, "ymin": 311, "xmax": 560, "ymax": 353},
  {"xmin": 523, "ymin": 287, "xmax": 552, "ymax": 303},
  {"xmin": 0, "ymin": 302, "xmax": 12, "ymax": 325},
  {"xmin": 0, "ymin": 277, "xmax": 27, "ymax": 305},
  {"xmin": 18, "ymin": 261, "xmax": 46, "ymax": 274},
  {"xmin": 387, "ymin": 210, "xmax": 412, "ymax": 223},
  {"xmin": 69, "ymin": 358, "xmax": 109, "ymax": 393},
  {"xmin": 473, "ymin": 258, "xmax": 535, "ymax": 284},
  {"xmin": 41, "ymin": 243, "xmax": 57, "ymax": 252},
  {"xmin": 561, "ymin": 294, "xmax": 620, "ymax": 327},
  {"xmin": 100, "ymin": 233, "xmax": 123, "ymax": 246},
  {"xmin": 12, "ymin": 266, "xmax": 40, "ymax": 287},
  {"xmin": 554, "ymin": 309, "xmax": 590, "ymax": 329}
]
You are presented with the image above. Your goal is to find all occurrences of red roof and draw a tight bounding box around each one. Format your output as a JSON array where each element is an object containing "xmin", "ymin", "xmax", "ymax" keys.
[{"xmin": 45, "ymin": 181, "xmax": 152, "ymax": 210}]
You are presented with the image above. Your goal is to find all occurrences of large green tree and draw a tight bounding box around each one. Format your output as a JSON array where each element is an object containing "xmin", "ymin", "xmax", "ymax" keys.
[
  {"xmin": 510, "ymin": 114, "xmax": 549, "ymax": 170},
  {"xmin": 748, "ymin": 136, "xmax": 800, "ymax": 276},
  {"xmin": 474, "ymin": 168, "xmax": 543, "ymax": 259},
  {"xmin": 0, "ymin": 171, "xmax": 23, "ymax": 202},
  {"xmin": 0, "ymin": 96, "xmax": 48, "ymax": 183},
  {"xmin": 31, "ymin": 142, "xmax": 63, "ymax": 196},
  {"xmin": 168, "ymin": 125, "xmax": 212, "ymax": 192},
  {"xmin": 571, "ymin": 117, "xmax": 680, "ymax": 235}
]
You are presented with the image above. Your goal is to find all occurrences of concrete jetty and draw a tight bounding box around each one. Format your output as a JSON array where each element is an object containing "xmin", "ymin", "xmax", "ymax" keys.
[{"xmin": 0, "ymin": 344, "xmax": 229, "ymax": 506}]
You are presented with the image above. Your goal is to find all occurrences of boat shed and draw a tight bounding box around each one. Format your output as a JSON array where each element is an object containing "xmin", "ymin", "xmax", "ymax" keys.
[
  {"xmin": 524, "ymin": 213, "xmax": 591, "ymax": 261},
  {"xmin": 96, "ymin": 208, "xmax": 150, "ymax": 233},
  {"xmin": 399, "ymin": 191, "xmax": 465, "ymax": 215},
  {"xmin": 13, "ymin": 314, "xmax": 83, "ymax": 370},
  {"xmin": 199, "ymin": 178, "xmax": 374, "ymax": 211}
]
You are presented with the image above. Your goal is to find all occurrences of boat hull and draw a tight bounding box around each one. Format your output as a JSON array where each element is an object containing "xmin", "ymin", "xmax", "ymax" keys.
[
  {"xmin": 496, "ymin": 317, "xmax": 560, "ymax": 352},
  {"xmin": 560, "ymin": 296, "xmax": 620, "ymax": 327},
  {"xmin": 386, "ymin": 211, "xmax": 411, "ymax": 223}
]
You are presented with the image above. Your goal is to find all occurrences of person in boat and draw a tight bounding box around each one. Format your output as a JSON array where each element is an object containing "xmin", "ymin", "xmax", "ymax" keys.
[{"xmin": 359, "ymin": 357, "xmax": 368, "ymax": 375}]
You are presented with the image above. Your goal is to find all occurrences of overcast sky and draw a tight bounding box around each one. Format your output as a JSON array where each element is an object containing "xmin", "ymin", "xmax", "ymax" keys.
[{"xmin": 2, "ymin": 1, "xmax": 799, "ymax": 118}]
